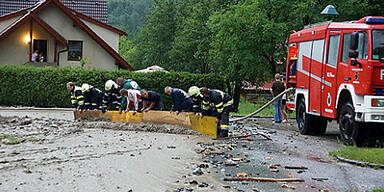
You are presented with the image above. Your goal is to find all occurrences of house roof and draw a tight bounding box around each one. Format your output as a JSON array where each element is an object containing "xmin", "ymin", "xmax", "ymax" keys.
[
  {"xmin": 0, "ymin": 0, "xmax": 108, "ymax": 24},
  {"xmin": 0, "ymin": 0, "xmax": 133, "ymax": 70}
]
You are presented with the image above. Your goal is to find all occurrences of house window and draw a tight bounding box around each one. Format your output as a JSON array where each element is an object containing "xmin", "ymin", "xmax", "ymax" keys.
[{"xmin": 68, "ymin": 41, "xmax": 83, "ymax": 61}]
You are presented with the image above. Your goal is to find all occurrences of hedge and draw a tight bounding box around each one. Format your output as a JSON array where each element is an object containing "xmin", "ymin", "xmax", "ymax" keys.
[{"xmin": 0, "ymin": 65, "xmax": 225, "ymax": 109}]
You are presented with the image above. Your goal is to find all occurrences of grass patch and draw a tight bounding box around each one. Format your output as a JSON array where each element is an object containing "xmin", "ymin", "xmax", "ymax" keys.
[
  {"xmin": 0, "ymin": 134, "xmax": 24, "ymax": 145},
  {"xmin": 0, "ymin": 134, "xmax": 10, "ymax": 139},
  {"xmin": 234, "ymin": 98, "xmax": 295, "ymax": 118},
  {"xmin": 330, "ymin": 146, "xmax": 384, "ymax": 165},
  {"xmin": 373, "ymin": 190, "xmax": 384, "ymax": 192}
]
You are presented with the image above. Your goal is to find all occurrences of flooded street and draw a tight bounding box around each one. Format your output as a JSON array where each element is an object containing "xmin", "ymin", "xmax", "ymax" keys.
[
  {"xmin": 0, "ymin": 109, "xmax": 225, "ymax": 192},
  {"xmin": 1, "ymin": 109, "xmax": 384, "ymax": 192}
]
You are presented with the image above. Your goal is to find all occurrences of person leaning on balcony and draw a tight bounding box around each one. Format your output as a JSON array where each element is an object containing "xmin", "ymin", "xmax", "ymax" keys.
[
  {"xmin": 66, "ymin": 82, "xmax": 84, "ymax": 111},
  {"xmin": 32, "ymin": 50, "xmax": 39, "ymax": 62}
]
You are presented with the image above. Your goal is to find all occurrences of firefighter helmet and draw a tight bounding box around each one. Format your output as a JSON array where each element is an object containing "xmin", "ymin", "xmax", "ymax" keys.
[
  {"xmin": 188, "ymin": 86, "xmax": 200, "ymax": 96},
  {"xmin": 105, "ymin": 80, "xmax": 117, "ymax": 91},
  {"xmin": 81, "ymin": 83, "xmax": 91, "ymax": 92}
]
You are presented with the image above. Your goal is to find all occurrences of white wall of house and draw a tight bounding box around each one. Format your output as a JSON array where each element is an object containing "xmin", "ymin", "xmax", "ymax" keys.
[
  {"xmin": 37, "ymin": 4, "xmax": 118, "ymax": 70},
  {"xmin": 0, "ymin": 24, "xmax": 29, "ymax": 65},
  {"xmin": 80, "ymin": 18, "xmax": 120, "ymax": 52},
  {"xmin": 0, "ymin": 15, "xmax": 22, "ymax": 32}
]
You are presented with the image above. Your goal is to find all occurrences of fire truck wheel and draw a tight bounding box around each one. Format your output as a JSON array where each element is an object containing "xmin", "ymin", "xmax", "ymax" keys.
[
  {"xmin": 296, "ymin": 98, "xmax": 313, "ymax": 135},
  {"xmin": 338, "ymin": 102, "xmax": 366, "ymax": 146}
]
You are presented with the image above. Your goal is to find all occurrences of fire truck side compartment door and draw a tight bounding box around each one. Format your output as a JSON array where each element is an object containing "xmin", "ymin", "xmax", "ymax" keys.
[{"xmin": 322, "ymin": 31, "xmax": 341, "ymax": 118}]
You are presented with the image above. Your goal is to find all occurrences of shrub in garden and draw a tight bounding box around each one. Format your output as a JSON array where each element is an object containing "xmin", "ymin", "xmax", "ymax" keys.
[{"xmin": 0, "ymin": 65, "xmax": 224, "ymax": 108}]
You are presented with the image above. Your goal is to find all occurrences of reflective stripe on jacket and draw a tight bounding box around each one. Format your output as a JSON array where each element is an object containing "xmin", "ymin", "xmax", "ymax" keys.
[{"xmin": 202, "ymin": 89, "xmax": 233, "ymax": 115}]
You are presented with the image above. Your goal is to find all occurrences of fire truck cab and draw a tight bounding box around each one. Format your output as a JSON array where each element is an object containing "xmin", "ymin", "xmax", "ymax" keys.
[{"xmin": 286, "ymin": 16, "xmax": 384, "ymax": 146}]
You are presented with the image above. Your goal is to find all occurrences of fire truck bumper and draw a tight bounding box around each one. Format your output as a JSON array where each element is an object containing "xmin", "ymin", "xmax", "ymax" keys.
[{"xmin": 355, "ymin": 96, "xmax": 384, "ymax": 123}]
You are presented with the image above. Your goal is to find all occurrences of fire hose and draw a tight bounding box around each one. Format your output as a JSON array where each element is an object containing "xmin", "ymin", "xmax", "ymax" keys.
[{"xmin": 230, "ymin": 87, "xmax": 294, "ymax": 122}]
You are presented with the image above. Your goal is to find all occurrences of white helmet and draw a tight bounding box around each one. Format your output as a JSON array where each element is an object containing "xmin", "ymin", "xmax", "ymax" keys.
[
  {"xmin": 188, "ymin": 86, "xmax": 200, "ymax": 96},
  {"xmin": 105, "ymin": 80, "xmax": 117, "ymax": 91},
  {"xmin": 81, "ymin": 83, "xmax": 91, "ymax": 92}
]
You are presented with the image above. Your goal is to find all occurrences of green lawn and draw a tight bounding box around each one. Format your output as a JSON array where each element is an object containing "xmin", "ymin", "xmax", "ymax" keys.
[
  {"xmin": 330, "ymin": 146, "xmax": 384, "ymax": 165},
  {"xmin": 234, "ymin": 98, "xmax": 296, "ymax": 118}
]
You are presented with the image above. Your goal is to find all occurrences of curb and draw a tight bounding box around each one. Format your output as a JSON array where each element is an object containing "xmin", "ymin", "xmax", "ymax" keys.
[{"xmin": 336, "ymin": 155, "xmax": 384, "ymax": 169}]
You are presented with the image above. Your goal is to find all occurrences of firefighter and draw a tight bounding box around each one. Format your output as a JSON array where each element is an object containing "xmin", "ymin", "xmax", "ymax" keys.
[
  {"xmin": 187, "ymin": 86, "xmax": 203, "ymax": 118},
  {"xmin": 66, "ymin": 82, "xmax": 84, "ymax": 111},
  {"xmin": 81, "ymin": 83, "xmax": 104, "ymax": 110},
  {"xmin": 116, "ymin": 77, "xmax": 141, "ymax": 111},
  {"xmin": 200, "ymin": 87, "xmax": 233, "ymax": 138},
  {"xmin": 164, "ymin": 86, "xmax": 193, "ymax": 114},
  {"xmin": 140, "ymin": 89, "xmax": 164, "ymax": 111},
  {"xmin": 120, "ymin": 88, "xmax": 143, "ymax": 115},
  {"xmin": 102, "ymin": 80, "xmax": 121, "ymax": 113}
]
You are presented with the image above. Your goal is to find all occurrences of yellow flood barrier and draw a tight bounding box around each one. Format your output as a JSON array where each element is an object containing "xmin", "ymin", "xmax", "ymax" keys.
[{"xmin": 74, "ymin": 110, "xmax": 217, "ymax": 137}]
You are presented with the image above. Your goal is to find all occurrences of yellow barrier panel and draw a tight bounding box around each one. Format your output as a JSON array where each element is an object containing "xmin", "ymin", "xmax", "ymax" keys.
[
  {"xmin": 142, "ymin": 111, "xmax": 192, "ymax": 128},
  {"xmin": 100, "ymin": 111, "xmax": 143, "ymax": 123},
  {"xmin": 189, "ymin": 115, "xmax": 217, "ymax": 138},
  {"xmin": 74, "ymin": 110, "xmax": 100, "ymax": 120},
  {"xmin": 74, "ymin": 110, "xmax": 217, "ymax": 137}
]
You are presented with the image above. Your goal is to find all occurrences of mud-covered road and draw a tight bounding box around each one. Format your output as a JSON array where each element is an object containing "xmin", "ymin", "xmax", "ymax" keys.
[
  {"xmin": 1, "ymin": 108, "xmax": 384, "ymax": 192},
  {"xmin": 0, "ymin": 109, "xmax": 226, "ymax": 192}
]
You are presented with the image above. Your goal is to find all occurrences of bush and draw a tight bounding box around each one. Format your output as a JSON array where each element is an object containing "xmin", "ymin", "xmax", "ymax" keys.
[{"xmin": 0, "ymin": 65, "xmax": 225, "ymax": 109}]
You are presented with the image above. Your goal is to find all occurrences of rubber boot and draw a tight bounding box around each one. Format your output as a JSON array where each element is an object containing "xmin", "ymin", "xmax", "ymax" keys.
[
  {"xmin": 221, "ymin": 128, "xmax": 228, "ymax": 137},
  {"xmin": 216, "ymin": 126, "xmax": 222, "ymax": 138}
]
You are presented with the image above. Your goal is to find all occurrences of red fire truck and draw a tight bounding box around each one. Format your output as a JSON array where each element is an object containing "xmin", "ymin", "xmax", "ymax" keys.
[{"xmin": 285, "ymin": 16, "xmax": 384, "ymax": 146}]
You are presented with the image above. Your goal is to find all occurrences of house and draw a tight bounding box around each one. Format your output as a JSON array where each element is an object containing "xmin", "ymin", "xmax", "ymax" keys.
[{"xmin": 0, "ymin": 0, "xmax": 133, "ymax": 70}]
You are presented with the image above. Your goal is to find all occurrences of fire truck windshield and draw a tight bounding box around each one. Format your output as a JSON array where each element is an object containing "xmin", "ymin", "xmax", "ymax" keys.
[{"xmin": 372, "ymin": 30, "xmax": 384, "ymax": 60}]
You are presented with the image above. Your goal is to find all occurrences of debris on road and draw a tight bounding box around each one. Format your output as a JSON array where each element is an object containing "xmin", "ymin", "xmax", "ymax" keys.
[
  {"xmin": 223, "ymin": 177, "xmax": 305, "ymax": 182},
  {"xmin": 284, "ymin": 166, "xmax": 308, "ymax": 170}
]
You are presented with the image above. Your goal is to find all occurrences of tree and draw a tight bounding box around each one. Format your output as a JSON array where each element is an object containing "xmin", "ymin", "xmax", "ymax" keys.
[
  {"xmin": 128, "ymin": 0, "xmax": 178, "ymax": 70},
  {"xmin": 108, "ymin": 0, "xmax": 154, "ymax": 36},
  {"xmin": 208, "ymin": 0, "xmax": 289, "ymax": 111},
  {"xmin": 169, "ymin": 0, "xmax": 214, "ymax": 74}
]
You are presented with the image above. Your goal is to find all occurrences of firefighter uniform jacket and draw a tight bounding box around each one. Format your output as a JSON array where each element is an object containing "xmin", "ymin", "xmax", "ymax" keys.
[
  {"xmin": 191, "ymin": 95, "xmax": 203, "ymax": 113},
  {"xmin": 120, "ymin": 79, "xmax": 141, "ymax": 110},
  {"xmin": 102, "ymin": 87, "xmax": 121, "ymax": 111},
  {"xmin": 171, "ymin": 88, "xmax": 193, "ymax": 111},
  {"xmin": 70, "ymin": 86, "xmax": 85, "ymax": 109},
  {"xmin": 202, "ymin": 89, "xmax": 233, "ymax": 119},
  {"xmin": 83, "ymin": 87, "xmax": 104, "ymax": 110}
]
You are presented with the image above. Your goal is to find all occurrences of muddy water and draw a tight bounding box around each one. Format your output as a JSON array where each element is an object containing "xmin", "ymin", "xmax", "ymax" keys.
[{"xmin": 0, "ymin": 110, "xmax": 227, "ymax": 192}]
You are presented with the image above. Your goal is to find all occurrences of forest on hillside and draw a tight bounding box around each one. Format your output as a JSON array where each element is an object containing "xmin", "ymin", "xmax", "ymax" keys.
[
  {"xmin": 108, "ymin": 0, "xmax": 384, "ymax": 110},
  {"xmin": 108, "ymin": 0, "xmax": 154, "ymax": 35}
]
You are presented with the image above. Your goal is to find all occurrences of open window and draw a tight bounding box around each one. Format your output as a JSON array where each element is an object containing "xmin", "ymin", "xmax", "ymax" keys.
[{"xmin": 33, "ymin": 39, "xmax": 47, "ymax": 62}]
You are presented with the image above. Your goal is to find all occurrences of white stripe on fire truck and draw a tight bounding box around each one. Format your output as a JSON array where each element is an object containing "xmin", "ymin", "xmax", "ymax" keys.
[{"xmin": 297, "ymin": 69, "xmax": 332, "ymax": 87}]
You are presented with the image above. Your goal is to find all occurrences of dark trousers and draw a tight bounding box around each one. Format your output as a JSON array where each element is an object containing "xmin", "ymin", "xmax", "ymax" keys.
[{"xmin": 106, "ymin": 103, "xmax": 120, "ymax": 111}]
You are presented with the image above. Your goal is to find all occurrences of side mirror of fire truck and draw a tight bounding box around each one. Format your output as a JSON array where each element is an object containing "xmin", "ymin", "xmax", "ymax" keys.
[{"xmin": 349, "ymin": 32, "xmax": 361, "ymax": 67}]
